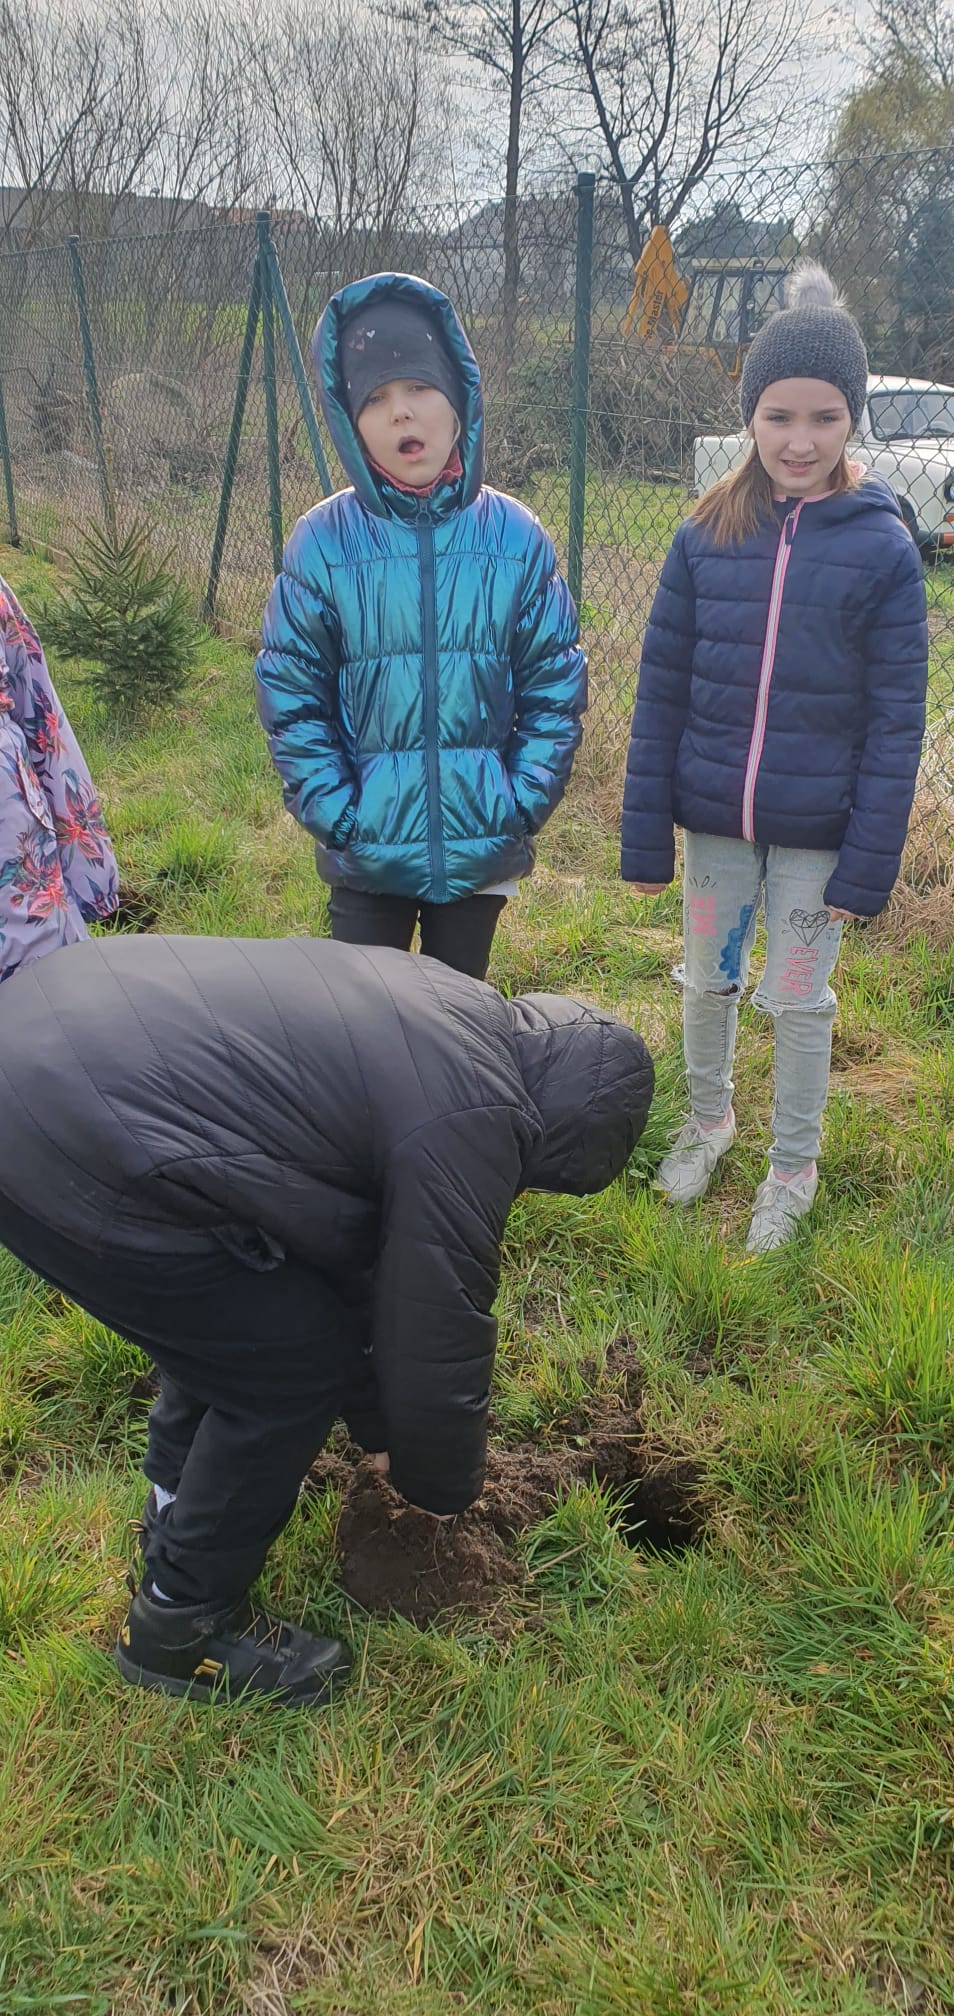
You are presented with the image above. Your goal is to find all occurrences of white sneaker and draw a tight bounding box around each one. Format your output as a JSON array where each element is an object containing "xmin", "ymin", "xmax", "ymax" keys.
[
  {"xmin": 655, "ymin": 1109, "xmax": 736, "ymax": 1204},
  {"xmin": 745, "ymin": 1165, "xmax": 818, "ymax": 1254}
]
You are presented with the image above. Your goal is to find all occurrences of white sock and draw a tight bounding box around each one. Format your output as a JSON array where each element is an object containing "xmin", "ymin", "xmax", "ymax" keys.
[
  {"xmin": 147, "ymin": 1490, "xmax": 176, "ymax": 1601},
  {"xmin": 771, "ymin": 1162, "xmax": 815, "ymax": 1184}
]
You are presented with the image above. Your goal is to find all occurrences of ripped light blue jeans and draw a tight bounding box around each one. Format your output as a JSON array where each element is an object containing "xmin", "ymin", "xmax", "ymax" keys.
[{"xmin": 679, "ymin": 832, "xmax": 844, "ymax": 1175}]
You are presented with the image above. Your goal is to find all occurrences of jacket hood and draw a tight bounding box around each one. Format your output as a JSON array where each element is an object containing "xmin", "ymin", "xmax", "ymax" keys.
[
  {"xmin": 509, "ymin": 994, "xmax": 655, "ymax": 1195},
  {"xmin": 312, "ymin": 272, "xmax": 484, "ymax": 522}
]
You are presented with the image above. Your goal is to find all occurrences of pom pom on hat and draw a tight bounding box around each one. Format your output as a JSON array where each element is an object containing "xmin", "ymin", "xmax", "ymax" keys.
[{"xmin": 783, "ymin": 262, "xmax": 845, "ymax": 311}]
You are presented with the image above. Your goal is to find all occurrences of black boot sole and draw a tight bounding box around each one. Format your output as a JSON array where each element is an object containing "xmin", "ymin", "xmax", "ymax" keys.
[{"xmin": 113, "ymin": 1641, "xmax": 350, "ymax": 1707}]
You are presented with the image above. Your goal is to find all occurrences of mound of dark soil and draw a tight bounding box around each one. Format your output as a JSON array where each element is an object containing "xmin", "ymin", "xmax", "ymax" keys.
[
  {"xmin": 336, "ymin": 1458, "xmax": 526, "ymax": 1625},
  {"xmin": 329, "ymin": 1355, "xmax": 701, "ymax": 1624}
]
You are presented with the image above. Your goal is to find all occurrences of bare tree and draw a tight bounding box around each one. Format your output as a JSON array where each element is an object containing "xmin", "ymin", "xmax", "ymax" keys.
[
  {"xmin": 395, "ymin": 0, "xmax": 569, "ymax": 369},
  {"xmin": 55, "ymin": 0, "xmax": 165, "ymax": 236},
  {"xmin": 0, "ymin": 2, "xmax": 112, "ymax": 245},
  {"xmin": 558, "ymin": 0, "xmax": 798, "ymax": 262},
  {"xmin": 257, "ymin": 0, "xmax": 452, "ymax": 322},
  {"xmin": 0, "ymin": 0, "xmax": 261, "ymax": 247},
  {"xmin": 0, "ymin": 0, "xmax": 268, "ymax": 476},
  {"xmin": 874, "ymin": 0, "xmax": 954, "ymax": 89},
  {"xmin": 114, "ymin": 0, "xmax": 264, "ymax": 407},
  {"xmin": 4, "ymin": 18, "xmax": 257, "ymax": 241},
  {"xmin": 151, "ymin": 0, "xmax": 263, "ymax": 229},
  {"xmin": 260, "ymin": 0, "xmax": 447, "ymax": 234}
]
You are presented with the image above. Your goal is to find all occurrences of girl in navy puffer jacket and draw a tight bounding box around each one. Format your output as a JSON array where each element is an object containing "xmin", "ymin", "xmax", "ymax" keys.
[
  {"xmin": 256, "ymin": 273, "xmax": 586, "ymax": 982},
  {"xmin": 621, "ymin": 266, "xmax": 928, "ymax": 1253}
]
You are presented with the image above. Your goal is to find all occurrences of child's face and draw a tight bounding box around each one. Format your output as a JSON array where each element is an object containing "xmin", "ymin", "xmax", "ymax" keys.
[
  {"xmin": 356, "ymin": 380, "xmax": 459, "ymax": 486},
  {"xmin": 751, "ymin": 378, "xmax": 853, "ymax": 498}
]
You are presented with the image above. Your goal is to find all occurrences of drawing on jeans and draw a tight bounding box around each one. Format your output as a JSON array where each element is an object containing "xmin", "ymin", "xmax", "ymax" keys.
[
  {"xmin": 688, "ymin": 888, "xmax": 717, "ymax": 935},
  {"xmin": 788, "ymin": 907, "xmax": 831, "ymax": 948},
  {"xmin": 718, "ymin": 900, "xmax": 757, "ymax": 983}
]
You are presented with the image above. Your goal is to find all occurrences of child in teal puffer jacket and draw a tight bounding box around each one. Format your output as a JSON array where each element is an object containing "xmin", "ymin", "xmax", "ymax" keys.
[{"xmin": 255, "ymin": 272, "xmax": 587, "ymax": 979}]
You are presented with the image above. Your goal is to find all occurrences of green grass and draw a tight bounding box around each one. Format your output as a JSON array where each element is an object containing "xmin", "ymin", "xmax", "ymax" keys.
[
  {"xmin": 2, "ymin": 542, "xmax": 954, "ymax": 2014},
  {"xmin": 926, "ymin": 567, "xmax": 954, "ymax": 617},
  {"xmin": 528, "ymin": 469, "xmax": 688, "ymax": 561}
]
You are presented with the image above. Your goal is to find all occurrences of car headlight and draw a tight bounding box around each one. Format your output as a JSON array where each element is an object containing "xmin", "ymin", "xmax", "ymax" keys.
[{"xmin": 945, "ymin": 472, "xmax": 954, "ymax": 503}]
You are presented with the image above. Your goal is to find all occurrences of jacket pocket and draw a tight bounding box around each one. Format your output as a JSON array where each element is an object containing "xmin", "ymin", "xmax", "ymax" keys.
[
  {"xmin": 329, "ymin": 800, "xmax": 360, "ymax": 850},
  {"xmin": 491, "ymin": 754, "xmax": 526, "ymax": 838}
]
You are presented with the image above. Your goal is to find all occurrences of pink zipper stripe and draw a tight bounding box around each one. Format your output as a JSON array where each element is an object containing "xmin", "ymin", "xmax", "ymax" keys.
[{"xmin": 741, "ymin": 501, "xmax": 803, "ymax": 841}]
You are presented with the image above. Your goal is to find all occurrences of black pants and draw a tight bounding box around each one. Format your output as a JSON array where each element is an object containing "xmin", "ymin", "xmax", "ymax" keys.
[
  {"xmin": 328, "ymin": 887, "xmax": 506, "ymax": 981},
  {"xmin": 0, "ymin": 1192, "xmax": 383, "ymax": 1607}
]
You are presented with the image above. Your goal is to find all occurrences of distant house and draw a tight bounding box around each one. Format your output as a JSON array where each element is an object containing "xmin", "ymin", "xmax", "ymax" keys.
[
  {"xmin": 431, "ymin": 191, "xmax": 803, "ymax": 317},
  {"xmin": 432, "ymin": 197, "xmax": 571, "ymax": 311},
  {"xmin": 674, "ymin": 205, "xmax": 798, "ymax": 266},
  {"xmin": 432, "ymin": 190, "xmax": 634, "ymax": 314},
  {"xmin": 0, "ymin": 185, "xmax": 229, "ymax": 249}
]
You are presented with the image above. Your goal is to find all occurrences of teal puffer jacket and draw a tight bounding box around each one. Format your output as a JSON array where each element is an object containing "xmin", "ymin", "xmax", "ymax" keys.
[{"xmin": 255, "ymin": 273, "xmax": 587, "ymax": 902}]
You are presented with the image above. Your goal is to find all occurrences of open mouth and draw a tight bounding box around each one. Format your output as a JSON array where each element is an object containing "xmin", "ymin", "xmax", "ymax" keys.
[
  {"xmin": 398, "ymin": 436, "xmax": 426, "ymax": 458},
  {"xmin": 782, "ymin": 460, "xmax": 815, "ymax": 473}
]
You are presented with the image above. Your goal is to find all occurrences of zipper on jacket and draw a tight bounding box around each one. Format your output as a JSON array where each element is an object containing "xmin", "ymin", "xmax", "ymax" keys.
[
  {"xmin": 740, "ymin": 501, "xmax": 803, "ymax": 842},
  {"xmin": 417, "ymin": 511, "xmax": 447, "ymax": 899}
]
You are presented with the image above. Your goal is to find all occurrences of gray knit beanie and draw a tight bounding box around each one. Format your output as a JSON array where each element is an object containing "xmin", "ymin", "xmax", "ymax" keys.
[{"xmin": 740, "ymin": 264, "xmax": 868, "ymax": 429}]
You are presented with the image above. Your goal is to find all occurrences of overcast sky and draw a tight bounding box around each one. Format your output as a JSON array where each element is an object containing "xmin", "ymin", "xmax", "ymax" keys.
[{"xmin": 820, "ymin": 0, "xmax": 875, "ymax": 95}]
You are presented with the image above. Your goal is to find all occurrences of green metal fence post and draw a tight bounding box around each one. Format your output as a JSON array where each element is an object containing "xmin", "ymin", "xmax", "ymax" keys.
[
  {"xmin": 259, "ymin": 211, "xmax": 284, "ymax": 576},
  {"xmin": 67, "ymin": 234, "xmax": 117, "ymax": 543},
  {"xmin": 0, "ymin": 372, "xmax": 20, "ymax": 545},
  {"xmin": 204, "ymin": 247, "xmax": 262, "ymax": 621},
  {"xmin": 265, "ymin": 233, "xmax": 332, "ymax": 497},
  {"xmin": 568, "ymin": 172, "xmax": 595, "ymax": 613}
]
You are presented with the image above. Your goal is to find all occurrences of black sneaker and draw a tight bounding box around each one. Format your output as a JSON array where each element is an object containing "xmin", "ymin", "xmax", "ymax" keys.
[{"xmin": 114, "ymin": 1584, "xmax": 351, "ymax": 1706}]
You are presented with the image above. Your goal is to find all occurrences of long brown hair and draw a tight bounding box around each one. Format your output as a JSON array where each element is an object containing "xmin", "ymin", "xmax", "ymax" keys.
[{"xmin": 692, "ymin": 442, "xmax": 861, "ymax": 546}]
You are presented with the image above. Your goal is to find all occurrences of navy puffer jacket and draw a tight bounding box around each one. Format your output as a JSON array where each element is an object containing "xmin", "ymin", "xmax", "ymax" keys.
[
  {"xmin": 621, "ymin": 478, "xmax": 928, "ymax": 916},
  {"xmin": 255, "ymin": 273, "xmax": 586, "ymax": 903}
]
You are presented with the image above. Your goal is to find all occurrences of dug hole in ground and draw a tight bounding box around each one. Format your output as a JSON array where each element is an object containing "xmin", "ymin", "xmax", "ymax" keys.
[{"xmin": 309, "ymin": 1344, "xmax": 703, "ymax": 1627}]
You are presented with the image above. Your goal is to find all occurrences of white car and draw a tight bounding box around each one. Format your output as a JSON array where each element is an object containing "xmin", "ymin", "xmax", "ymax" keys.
[{"xmin": 693, "ymin": 374, "xmax": 954, "ymax": 557}]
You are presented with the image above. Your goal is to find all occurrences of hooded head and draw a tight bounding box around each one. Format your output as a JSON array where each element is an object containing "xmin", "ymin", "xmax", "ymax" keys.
[
  {"xmin": 313, "ymin": 272, "xmax": 484, "ymax": 521},
  {"xmin": 509, "ymin": 994, "xmax": 655, "ymax": 1195}
]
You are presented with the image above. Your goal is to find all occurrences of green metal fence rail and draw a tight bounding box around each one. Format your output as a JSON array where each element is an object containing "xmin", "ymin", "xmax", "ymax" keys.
[
  {"xmin": 203, "ymin": 239, "xmax": 264, "ymax": 622},
  {"xmin": 67, "ymin": 233, "xmax": 117, "ymax": 543},
  {"xmin": 568, "ymin": 172, "xmax": 595, "ymax": 613},
  {"xmin": 0, "ymin": 370, "xmax": 19, "ymax": 547}
]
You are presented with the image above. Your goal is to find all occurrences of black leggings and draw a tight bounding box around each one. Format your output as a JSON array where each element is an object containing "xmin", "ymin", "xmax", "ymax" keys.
[
  {"xmin": 328, "ymin": 888, "xmax": 506, "ymax": 980},
  {"xmin": 0, "ymin": 1193, "xmax": 382, "ymax": 1606}
]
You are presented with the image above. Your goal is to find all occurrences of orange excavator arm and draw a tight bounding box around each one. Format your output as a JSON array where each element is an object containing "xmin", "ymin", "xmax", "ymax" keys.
[{"xmin": 621, "ymin": 224, "xmax": 690, "ymax": 341}]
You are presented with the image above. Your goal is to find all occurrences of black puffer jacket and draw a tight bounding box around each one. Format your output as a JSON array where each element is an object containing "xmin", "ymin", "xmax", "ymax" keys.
[{"xmin": 0, "ymin": 936, "xmax": 653, "ymax": 1512}]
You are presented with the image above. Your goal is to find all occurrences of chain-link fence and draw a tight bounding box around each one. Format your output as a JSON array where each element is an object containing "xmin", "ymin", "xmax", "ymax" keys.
[{"xmin": 0, "ymin": 154, "xmax": 952, "ymax": 795}]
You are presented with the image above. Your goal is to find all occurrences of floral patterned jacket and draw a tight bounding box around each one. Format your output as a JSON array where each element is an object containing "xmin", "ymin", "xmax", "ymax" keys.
[{"xmin": 0, "ymin": 577, "xmax": 118, "ymax": 981}]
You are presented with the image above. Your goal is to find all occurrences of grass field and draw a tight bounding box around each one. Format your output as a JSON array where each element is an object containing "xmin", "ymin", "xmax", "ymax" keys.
[{"xmin": 2, "ymin": 542, "xmax": 954, "ymax": 2015}]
